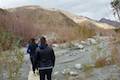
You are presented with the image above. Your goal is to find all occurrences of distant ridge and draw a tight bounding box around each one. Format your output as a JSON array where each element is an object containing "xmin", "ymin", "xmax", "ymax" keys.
[{"xmin": 99, "ymin": 18, "xmax": 120, "ymax": 28}]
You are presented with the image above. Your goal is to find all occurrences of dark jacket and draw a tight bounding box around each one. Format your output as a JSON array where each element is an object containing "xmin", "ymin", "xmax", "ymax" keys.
[
  {"xmin": 36, "ymin": 44, "xmax": 55, "ymax": 70},
  {"xmin": 27, "ymin": 44, "xmax": 38, "ymax": 56}
]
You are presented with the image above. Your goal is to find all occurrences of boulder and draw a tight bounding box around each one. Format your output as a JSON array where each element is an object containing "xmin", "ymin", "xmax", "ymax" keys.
[
  {"xmin": 74, "ymin": 64, "xmax": 82, "ymax": 70},
  {"xmin": 61, "ymin": 68, "xmax": 70, "ymax": 75},
  {"xmin": 81, "ymin": 41, "xmax": 86, "ymax": 44},
  {"xmin": 88, "ymin": 38, "xmax": 97, "ymax": 44},
  {"xmin": 52, "ymin": 44, "xmax": 59, "ymax": 47},
  {"xmin": 69, "ymin": 71, "xmax": 78, "ymax": 76},
  {"xmin": 78, "ymin": 44, "xmax": 84, "ymax": 49},
  {"xmin": 85, "ymin": 40, "xmax": 91, "ymax": 46},
  {"xmin": 73, "ymin": 43, "xmax": 84, "ymax": 49},
  {"xmin": 53, "ymin": 71, "xmax": 59, "ymax": 76}
]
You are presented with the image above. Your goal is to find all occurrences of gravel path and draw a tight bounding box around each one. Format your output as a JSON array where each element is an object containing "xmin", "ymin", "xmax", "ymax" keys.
[{"xmin": 26, "ymin": 36, "xmax": 120, "ymax": 80}]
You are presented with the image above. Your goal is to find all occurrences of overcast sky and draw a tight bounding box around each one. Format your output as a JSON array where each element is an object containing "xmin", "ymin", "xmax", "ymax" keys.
[{"xmin": 0, "ymin": 0, "xmax": 116, "ymax": 20}]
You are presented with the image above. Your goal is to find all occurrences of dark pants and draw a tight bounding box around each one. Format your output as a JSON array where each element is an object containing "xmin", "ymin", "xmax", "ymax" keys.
[
  {"xmin": 30, "ymin": 56, "xmax": 36, "ymax": 73},
  {"xmin": 39, "ymin": 69, "xmax": 53, "ymax": 80}
]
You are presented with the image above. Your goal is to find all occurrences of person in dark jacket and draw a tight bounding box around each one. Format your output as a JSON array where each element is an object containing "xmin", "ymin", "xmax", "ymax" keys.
[
  {"xmin": 36, "ymin": 36, "xmax": 55, "ymax": 80},
  {"xmin": 27, "ymin": 38, "xmax": 38, "ymax": 74}
]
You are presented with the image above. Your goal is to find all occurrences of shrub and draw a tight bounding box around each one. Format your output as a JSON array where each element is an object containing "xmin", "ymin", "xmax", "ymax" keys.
[
  {"xmin": 0, "ymin": 31, "xmax": 21, "ymax": 51},
  {"xmin": 83, "ymin": 64, "xmax": 94, "ymax": 72},
  {"xmin": 95, "ymin": 57, "xmax": 107, "ymax": 68},
  {"xmin": 111, "ymin": 45, "xmax": 120, "ymax": 66},
  {"xmin": 76, "ymin": 24, "xmax": 96, "ymax": 40},
  {"xmin": 95, "ymin": 57, "xmax": 112, "ymax": 68},
  {"xmin": 0, "ymin": 26, "xmax": 24, "ymax": 80},
  {"xmin": 110, "ymin": 29, "xmax": 120, "ymax": 66}
]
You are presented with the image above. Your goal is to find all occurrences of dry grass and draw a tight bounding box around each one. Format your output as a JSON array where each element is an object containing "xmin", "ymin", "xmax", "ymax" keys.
[
  {"xmin": 110, "ymin": 28, "xmax": 120, "ymax": 66},
  {"xmin": 111, "ymin": 45, "xmax": 120, "ymax": 66},
  {"xmin": 0, "ymin": 25, "xmax": 20, "ymax": 51},
  {"xmin": 95, "ymin": 58, "xmax": 108, "ymax": 68},
  {"xmin": 76, "ymin": 25, "xmax": 96, "ymax": 40},
  {"xmin": 83, "ymin": 64, "xmax": 94, "ymax": 72},
  {"xmin": 0, "ymin": 25, "xmax": 24, "ymax": 80},
  {"xmin": 0, "ymin": 49, "xmax": 24, "ymax": 80}
]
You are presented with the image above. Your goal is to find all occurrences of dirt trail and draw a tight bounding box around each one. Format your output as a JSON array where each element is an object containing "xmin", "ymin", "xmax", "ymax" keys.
[{"xmin": 27, "ymin": 36, "xmax": 120, "ymax": 80}]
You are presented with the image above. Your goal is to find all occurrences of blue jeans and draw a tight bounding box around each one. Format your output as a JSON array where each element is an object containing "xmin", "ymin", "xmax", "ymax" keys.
[{"xmin": 39, "ymin": 69, "xmax": 53, "ymax": 80}]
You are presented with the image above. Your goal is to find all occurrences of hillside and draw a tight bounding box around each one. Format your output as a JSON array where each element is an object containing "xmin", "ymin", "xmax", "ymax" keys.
[
  {"xmin": 0, "ymin": 5, "xmax": 118, "ymax": 43},
  {"xmin": 4, "ymin": 5, "xmax": 96, "ymax": 42},
  {"xmin": 60, "ymin": 10, "xmax": 116, "ymax": 29},
  {"xmin": 60, "ymin": 10, "xmax": 117, "ymax": 36},
  {"xmin": 7, "ymin": 6, "xmax": 79, "ymax": 41}
]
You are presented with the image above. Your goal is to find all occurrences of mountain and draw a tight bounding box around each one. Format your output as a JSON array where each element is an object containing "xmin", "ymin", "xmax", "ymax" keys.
[
  {"xmin": 60, "ymin": 11, "xmax": 116, "ymax": 30},
  {"xmin": 99, "ymin": 18, "xmax": 120, "ymax": 28},
  {"xmin": 0, "ymin": 5, "xmax": 118, "ymax": 43},
  {"xmin": 8, "ymin": 5, "xmax": 79, "ymax": 28},
  {"xmin": 60, "ymin": 11, "xmax": 116, "ymax": 36},
  {"xmin": 6, "ymin": 5, "xmax": 82, "ymax": 42},
  {"xmin": 6, "ymin": 5, "xmax": 98, "ymax": 42}
]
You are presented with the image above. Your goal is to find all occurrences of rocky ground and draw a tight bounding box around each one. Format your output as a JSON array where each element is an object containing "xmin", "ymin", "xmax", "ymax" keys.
[{"xmin": 21, "ymin": 36, "xmax": 120, "ymax": 80}]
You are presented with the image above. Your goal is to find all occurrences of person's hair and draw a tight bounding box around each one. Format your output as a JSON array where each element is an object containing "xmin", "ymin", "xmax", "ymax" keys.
[
  {"xmin": 29, "ymin": 38, "xmax": 36, "ymax": 44},
  {"xmin": 40, "ymin": 36, "xmax": 46, "ymax": 44}
]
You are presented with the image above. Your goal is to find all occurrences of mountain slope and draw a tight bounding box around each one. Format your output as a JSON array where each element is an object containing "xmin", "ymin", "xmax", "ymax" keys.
[
  {"xmin": 7, "ymin": 6, "xmax": 81, "ymax": 41},
  {"xmin": 1, "ymin": 5, "xmax": 117, "ymax": 43},
  {"xmin": 60, "ymin": 10, "xmax": 116, "ymax": 30},
  {"xmin": 6, "ymin": 6, "xmax": 96, "ymax": 42},
  {"xmin": 8, "ymin": 5, "xmax": 79, "ymax": 28}
]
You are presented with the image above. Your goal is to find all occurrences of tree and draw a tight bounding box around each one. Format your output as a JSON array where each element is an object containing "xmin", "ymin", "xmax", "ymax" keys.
[{"xmin": 111, "ymin": 0, "xmax": 120, "ymax": 21}]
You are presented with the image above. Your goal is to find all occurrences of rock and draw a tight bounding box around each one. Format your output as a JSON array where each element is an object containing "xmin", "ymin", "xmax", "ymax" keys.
[
  {"xmin": 74, "ymin": 64, "xmax": 82, "ymax": 70},
  {"xmin": 52, "ymin": 44, "xmax": 59, "ymax": 47},
  {"xmin": 105, "ymin": 57, "xmax": 112, "ymax": 65},
  {"xmin": 78, "ymin": 44, "xmax": 84, "ymax": 49},
  {"xmin": 74, "ymin": 43, "xmax": 84, "ymax": 49},
  {"xmin": 61, "ymin": 68, "xmax": 70, "ymax": 75},
  {"xmin": 81, "ymin": 41, "xmax": 86, "ymax": 44},
  {"xmin": 59, "ymin": 43, "xmax": 69, "ymax": 49},
  {"xmin": 43, "ymin": 32, "xmax": 59, "ymax": 41},
  {"xmin": 69, "ymin": 53, "xmax": 76, "ymax": 56},
  {"xmin": 79, "ymin": 49, "xmax": 86, "ymax": 52},
  {"xmin": 53, "ymin": 71, "xmax": 59, "ymax": 76},
  {"xmin": 85, "ymin": 40, "xmax": 91, "ymax": 46},
  {"xmin": 69, "ymin": 71, "xmax": 78, "ymax": 76},
  {"xmin": 106, "ymin": 57, "xmax": 112, "ymax": 61},
  {"xmin": 88, "ymin": 38, "xmax": 97, "ymax": 44}
]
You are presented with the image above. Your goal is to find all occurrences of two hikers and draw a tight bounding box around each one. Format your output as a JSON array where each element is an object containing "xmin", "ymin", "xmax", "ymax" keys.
[{"xmin": 27, "ymin": 36, "xmax": 55, "ymax": 80}]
